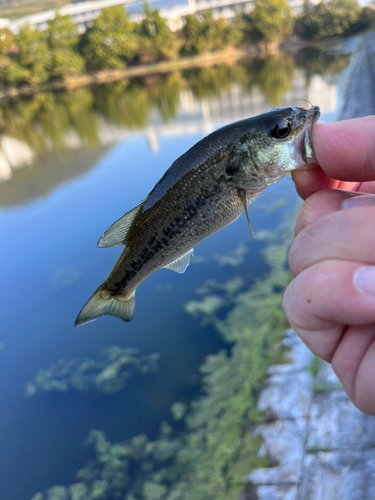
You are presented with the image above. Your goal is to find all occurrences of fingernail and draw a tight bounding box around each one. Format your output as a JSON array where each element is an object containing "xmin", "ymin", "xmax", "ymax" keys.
[
  {"xmin": 342, "ymin": 194, "xmax": 375, "ymax": 210},
  {"xmin": 354, "ymin": 266, "xmax": 375, "ymax": 295}
]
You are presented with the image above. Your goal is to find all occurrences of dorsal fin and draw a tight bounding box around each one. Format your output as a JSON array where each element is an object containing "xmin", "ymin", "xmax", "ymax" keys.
[
  {"xmin": 164, "ymin": 249, "xmax": 194, "ymax": 274},
  {"xmin": 97, "ymin": 201, "xmax": 144, "ymax": 248}
]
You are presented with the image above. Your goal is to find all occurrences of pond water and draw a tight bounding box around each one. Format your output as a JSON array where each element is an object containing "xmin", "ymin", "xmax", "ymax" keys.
[{"xmin": 0, "ymin": 46, "xmax": 351, "ymax": 500}]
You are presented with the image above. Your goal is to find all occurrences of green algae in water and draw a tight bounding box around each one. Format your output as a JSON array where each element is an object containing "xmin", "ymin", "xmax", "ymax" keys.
[
  {"xmin": 25, "ymin": 346, "xmax": 160, "ymax": 397},
  {"xmin": 32, "ymin": 207, "xmax": 297, "ymax": 500}
]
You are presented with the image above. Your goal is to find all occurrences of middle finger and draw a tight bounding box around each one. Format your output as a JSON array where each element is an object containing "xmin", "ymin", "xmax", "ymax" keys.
[{"xmin": 290, "ymin": 203, "xmax": 375, "ymax": 277}]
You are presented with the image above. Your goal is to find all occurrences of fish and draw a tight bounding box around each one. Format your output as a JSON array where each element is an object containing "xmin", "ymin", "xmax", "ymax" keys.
[{"xmin": 75, "ymin": 105, "xmax": 320, "ymax": 327}]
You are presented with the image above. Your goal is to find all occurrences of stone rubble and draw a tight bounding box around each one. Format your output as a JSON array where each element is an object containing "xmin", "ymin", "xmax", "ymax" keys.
[{"xmin": 242, "ymin": 330, "xmax": 375, "ymax": 500}]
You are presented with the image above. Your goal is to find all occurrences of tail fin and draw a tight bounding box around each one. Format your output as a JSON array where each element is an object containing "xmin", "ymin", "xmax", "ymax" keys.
[{"xmin": 75, "ymin": 286, "xmax": 136, "ymax": 327}]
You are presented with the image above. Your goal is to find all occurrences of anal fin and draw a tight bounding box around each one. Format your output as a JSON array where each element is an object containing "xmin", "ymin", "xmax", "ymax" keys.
[
  {"xmin": 237, "ymin": 189, "xmax": 255, "ymax": 238},
  {"xmin": 164, "ymin": 249, "xmax": 194, "ymax": 274}
]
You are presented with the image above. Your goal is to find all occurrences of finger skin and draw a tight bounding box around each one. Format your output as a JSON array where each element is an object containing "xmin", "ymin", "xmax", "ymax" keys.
[
  {"xmin": 332, "ymin": 324, "xmax": 375, "ymax": 414},
  {"xmin": 283, "ymin": 260, "xmax": 375, "ymax": 415},
  {"xmin": 293, "ymin": 189, "xmax": 357, "ymax": 236},
  {"xmin": 283, "ymin": 260, "xmax": 375, "ymax": 333},
  {"xmin": 289, "ymin": 204, "xmax": 375, "ymax": 277},
  {"xmin": 292, "ymin": 116, "xmax": 375, "ymax": 199},
  {"xmin": 314, "ymin": 118, "xmax": 375, "ymax": 181}
]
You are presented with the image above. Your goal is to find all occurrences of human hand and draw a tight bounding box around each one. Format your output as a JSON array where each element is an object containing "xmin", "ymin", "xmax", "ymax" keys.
[{"xmin": 283, "ymin": 116, "xmax": 375, "ymax": 415}]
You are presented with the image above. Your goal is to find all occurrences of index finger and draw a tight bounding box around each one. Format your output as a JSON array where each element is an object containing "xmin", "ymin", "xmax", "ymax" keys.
[{"xmin": 292, "ymin": 116, "xmax": 375, "ymax": 199}]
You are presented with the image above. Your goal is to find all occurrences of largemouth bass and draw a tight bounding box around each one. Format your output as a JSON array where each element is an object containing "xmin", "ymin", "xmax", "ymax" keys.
[{"xmin": 76, "ymin": 106, "xmax": 320, "ymax": 326}]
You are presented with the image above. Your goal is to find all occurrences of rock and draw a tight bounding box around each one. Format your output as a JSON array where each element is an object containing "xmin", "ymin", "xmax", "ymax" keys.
[
  {"xmin": 340, "ymin": 32, "xmax": 375, "ymax": 119},
  {"xmin": 69, "ymin": 483, "xmax": 88, "ymax": 500},
  {"xmin": 257, "ymin": 369, "xmax": 312, "ymax": 420},
  {"xmin": 312, "ymin": 359, "xmax": 342, "ymax": 389},
  {"xmin": 268, "ymin": 329, "xmax": 313, "ymax": 375},
  {"xmin": 299, "ymin": 449, "xmax": 375, "ymax": 499},
  {"xmin": 307, "ymin": 390, "xmax": 375, "ymax": 451},
  {"xmin": 254, "ymin": 484, "xmax": 297, "ymax": 500},
  {"xmin": 244, "ymin": 418, "xmax": 306, "ymax": 485}
]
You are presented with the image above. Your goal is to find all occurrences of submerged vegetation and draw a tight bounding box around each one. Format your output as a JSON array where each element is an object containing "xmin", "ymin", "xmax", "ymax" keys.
[
  {"xmin": 31, "ymin": 207, "xmax": 297, "ymax": 500},
  {"xmin": 25, "ymin": 346, "xmax": 160, "ymax": 397},
  {"xmin": 0, "ymin": 0, "xmax": 372, "ymax": 90}
]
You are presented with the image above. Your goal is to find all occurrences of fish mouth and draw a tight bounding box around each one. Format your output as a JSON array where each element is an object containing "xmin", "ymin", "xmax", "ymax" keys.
[{"xmin": 302, "ymin": 105, "xmax": 320, "ymax": 164}]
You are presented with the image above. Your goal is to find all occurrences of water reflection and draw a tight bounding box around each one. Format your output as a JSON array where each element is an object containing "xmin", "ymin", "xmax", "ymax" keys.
[{"xmin": 0, "ymin": 48, "xmax": 349, "ymax": 202}]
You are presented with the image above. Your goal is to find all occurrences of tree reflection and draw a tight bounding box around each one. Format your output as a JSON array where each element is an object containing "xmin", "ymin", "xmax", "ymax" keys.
[
  {"xmin": 0, "ymin": 49, "xmax": 347, "ymax": 155},
  {"xmin": 294, "ymin": 46, "xmax": 350, "ymax": 84},
  {"xmin": 0, "ymin": 89, "xmax": 99, "ymax": 150},
  {"xmin": 253, "ymin": 54, "xmax": 295, "ymax": 107},
  {"xmin": 93, "ymin": 80, "xmax": 150, "ymax": 129}
]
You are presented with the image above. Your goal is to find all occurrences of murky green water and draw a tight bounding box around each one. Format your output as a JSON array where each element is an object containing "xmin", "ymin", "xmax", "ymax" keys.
[{"xmin": 0, "ymin": 46, "xmax": 350, "ymax": 500}]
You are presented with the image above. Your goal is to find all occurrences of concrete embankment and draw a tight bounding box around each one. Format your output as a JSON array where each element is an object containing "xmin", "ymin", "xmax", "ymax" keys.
[
  {"xmin": 243, "ymin": 31, "xmax": 375, "ymax": 500},
  {"xmin": 242, "ymin": 330, "xmax": 375, "ymax": 500},
  {"xmin": 340, "ymin": 31, "xmax": 375, "ymax": 119}
]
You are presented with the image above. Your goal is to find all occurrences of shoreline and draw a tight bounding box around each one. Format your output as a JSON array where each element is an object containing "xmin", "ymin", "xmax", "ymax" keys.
[{"xmin": 0, "ymin": 36, "xmax": 346, "ymax": 101}]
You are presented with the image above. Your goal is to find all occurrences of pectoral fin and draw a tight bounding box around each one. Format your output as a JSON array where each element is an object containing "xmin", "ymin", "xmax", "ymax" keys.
[
  {"xmin": 237, "ymin": 189, "xmax": 255, "ymax": 238},
  {"xmin": 98, "ymin": 201, "xmax": 145, "ymax": 248},
  {"xmin": 164, "ymin": 249, "xmax": 194, "ymax": 274}
]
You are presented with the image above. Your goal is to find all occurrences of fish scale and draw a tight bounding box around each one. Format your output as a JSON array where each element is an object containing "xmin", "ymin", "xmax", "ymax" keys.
[{"xmin": 75, "ymin": 105, "xmax": 320, "ymax": 326}]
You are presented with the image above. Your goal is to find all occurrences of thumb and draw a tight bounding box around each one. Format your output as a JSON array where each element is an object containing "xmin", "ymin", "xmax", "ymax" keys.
[{"xmin": 314, "ymin": 117, "xmax": 375, "ymax": 182}]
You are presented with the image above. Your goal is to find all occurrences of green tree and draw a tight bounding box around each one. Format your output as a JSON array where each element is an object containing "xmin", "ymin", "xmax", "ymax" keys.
[
  {"xmin": 82, "ymin": 5, "xmax": 138, "ymax": 70},
  {"xmin": 16, "ymin": 26, "xmax": 51, "ymax": 84},
  {"xmin": 0, "ymin": 27, "xmax": 14, "ymax": 55},
  {"xmin": 297, "ymin": 0, "xmax": 361, "ymax": 39},
  {"xmin": 47, "ymin": 13, "xmax": 84, "ymax": 78},
  {"xmin": 181, "ymin": 14, "xmax": 206, "ymax": 55},
  {"xmin": 181, "ymin": 12, "xmax": 241, "ymax": 56},
  {"xmin": 252, "ymin": 0, "xmax": 294, "ymax": 44},
  {"xmin": 0, "ymin": 57, "xmax": 25, "ymax": 86},
  {"xmin": 47, "ymin": 12, "xmax": 80, "ymax": 50},
  {"xmin": 0, "ymin": 28, "xmax": 24, "ymax": 86},
  {"xmin": 138, "ymin": 3, "xmax": 176, "ymax": 63}
]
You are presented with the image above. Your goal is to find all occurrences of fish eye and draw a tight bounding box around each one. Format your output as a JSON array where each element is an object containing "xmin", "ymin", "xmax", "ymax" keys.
[{"xmin": 270, "ymin": 120, "xmax": 292, "ymax": 140}]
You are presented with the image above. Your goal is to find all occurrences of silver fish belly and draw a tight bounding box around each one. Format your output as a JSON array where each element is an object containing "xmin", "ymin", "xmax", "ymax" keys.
[{"xmin": 76, "ymin": 105, "xmax": 320, "ymax": 326}]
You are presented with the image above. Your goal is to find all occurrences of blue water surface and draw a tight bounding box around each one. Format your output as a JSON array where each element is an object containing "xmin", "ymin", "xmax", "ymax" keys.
[{"xmin": 0, "ymin": 52, "xmax": 343, "ymax": 499}]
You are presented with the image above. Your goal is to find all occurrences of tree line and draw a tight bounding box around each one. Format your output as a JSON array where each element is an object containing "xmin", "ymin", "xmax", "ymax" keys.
[{"xmin": 0, "ymin": 0, "xmax": 372, "ymax": 88}]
